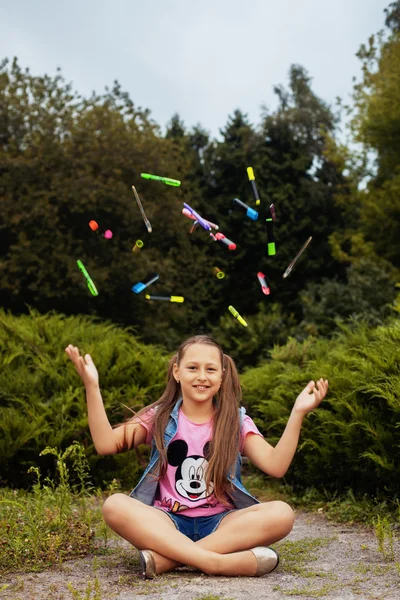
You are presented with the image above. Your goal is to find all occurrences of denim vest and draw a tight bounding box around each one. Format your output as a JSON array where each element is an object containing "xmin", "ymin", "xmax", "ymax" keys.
[{"xmin": 129, "ymin": 397, "xmax": 259, "ymax": 509}]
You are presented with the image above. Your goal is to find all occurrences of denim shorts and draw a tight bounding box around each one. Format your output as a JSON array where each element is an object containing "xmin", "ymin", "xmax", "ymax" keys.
[{"xmin": 157, "ymin": 509, "xmax": 234, "ymax": 542}]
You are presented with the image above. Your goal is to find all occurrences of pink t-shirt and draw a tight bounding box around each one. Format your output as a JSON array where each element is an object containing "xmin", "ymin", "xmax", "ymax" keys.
[{"xmin": 136, "ymin": 407, "xmax": 263, "ymax": 517}]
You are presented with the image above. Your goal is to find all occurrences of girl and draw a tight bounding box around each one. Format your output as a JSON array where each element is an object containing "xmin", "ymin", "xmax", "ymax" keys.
[{"xmin": 65, "ymin": 335, "xmax": 328, "ymax": 579}]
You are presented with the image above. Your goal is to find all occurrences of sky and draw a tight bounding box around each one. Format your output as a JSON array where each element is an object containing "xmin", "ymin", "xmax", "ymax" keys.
[{"xmin": 0, "ymin": 0, "xmax": 390, "ymax": 139}]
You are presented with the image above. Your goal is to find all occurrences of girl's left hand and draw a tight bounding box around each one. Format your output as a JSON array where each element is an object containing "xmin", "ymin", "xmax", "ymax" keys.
[{"xmin": 294, "ymin": 378, "xmax": 329, "ymax": 416}]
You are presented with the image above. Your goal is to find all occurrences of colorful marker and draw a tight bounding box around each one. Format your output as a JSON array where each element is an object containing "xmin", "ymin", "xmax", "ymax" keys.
[
  {"xmin": 141, "ymin": 173, "xmax": 181, "ymax": 187},
  {"xmin": 269, "ymin": 204, "xmax": 276, "ymax": 221},
  {"xmin": 77, "ymin": 260, "xmax": 98, "ymax": 296},
  {"xmin": 182, "ymin": 208, "xmax": 219, "ymax": 230},
  {"xmin": 131, "ymin": 186, "xmax": 152, "ymax": 233},
  {"xmin": 228, "ymin": 305, "xmax": 248, "ymax": 327},
  {"xmin": 88, "ymin": 220, "xmax": 113, "ymax": 239},
  {"xmin": 145, "ymin": 294, "xmax": 184, "ymax": 303},
  {"xmin": 232, "ymin": 198, "xmax": 258, "ymax": 221},
  {"xmin": 247, "ymin": 167, "xmax": 261, "ymax": 206},
  {"xmin": 212, "ymin": 267, "xmax": 225, "ymax": 279},
  {"xmin": 132, "ymin": 272, "xmax": 159, "ymax": 294},
  {"xmin": 210, "ymin": 232, "xmax": 236, "ymax": 250},
  {"xmin": 266, "ymin": 218, "xmax": 276, "ymax": 256},
  {"xmin": 183, "ymin": 203, "xmax": 212, "ymax": 231},
  {"xmin": 257, "ymin": 272, "xmax": 270, "ymax": 295},
  {"xmin": 132, "ymin": 239, "xmax": 144, "ymax": 253},
  {"xmin": 283, "ymin": 237, "xmax": 312, "ymax": 278}
]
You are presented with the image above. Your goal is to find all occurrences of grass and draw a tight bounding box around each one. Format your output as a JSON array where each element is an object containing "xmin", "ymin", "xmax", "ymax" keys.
[
  {"xmin": 275, "ymin": 536, "xmax": 337, "ymax": 578},
  {"xmin": 67, "ymin": 578, "xmax": 102, "ymax": 600},
  {"xmin": 0, "ymin": 442, "xmax": 117, "ymax": 576},
  {"xmin": 2, "ymin": 445, "xmax": 400, "ymax": 584},
  {"xmin": 244, "ymin": 473, "xmax": 400, "ymax": 526},
  {"xmin": 273, "ymin": 582, "xmax": 339, "ymax": 597},
  {"xmin": 193, "ymin": 596, "xmax": 236, "ymax": 600},
  {"xmin": 374, "ymin": 515, "xmax": 397, "ymax": 560}
]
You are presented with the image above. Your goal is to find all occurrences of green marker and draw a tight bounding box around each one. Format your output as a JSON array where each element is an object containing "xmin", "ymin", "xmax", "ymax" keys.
[
  {"xmin": 77, "ymin": 260, "xmax": 98, "ymax": 296},
  {"xmin": 86, "ymin": 279, "xmax": 99, "ymax": 296},
  {"xmin": 141, "ymin": 173, "xmax": 181, "ymax": 187},
  {"xmin": 266, "ymin": 218, "xmax": 276, "ymax": 256}
]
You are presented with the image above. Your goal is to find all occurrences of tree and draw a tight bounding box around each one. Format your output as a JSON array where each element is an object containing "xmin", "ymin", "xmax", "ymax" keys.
[{"xmin": 330, "ymin": 4, "xmax": 400, "ymax": 272}]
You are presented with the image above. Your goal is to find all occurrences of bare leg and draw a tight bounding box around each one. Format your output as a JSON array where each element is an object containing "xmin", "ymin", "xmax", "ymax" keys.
[
  {"xmin": 153, "ymin": 500, "xmax": 294, "ymax": 574},
  {"xmin": 102, "ymin": 494, "xmax": 284, "ymax": 576},
  {"xmin": 102, "ymin": 495, "xmax": 294, "ymax": 576}
]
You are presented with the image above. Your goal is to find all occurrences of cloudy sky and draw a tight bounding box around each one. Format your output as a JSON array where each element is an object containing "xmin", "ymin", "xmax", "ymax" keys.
[{"xmin": 1, "ymin": 0, "xmax": 389, "ymax": 138}]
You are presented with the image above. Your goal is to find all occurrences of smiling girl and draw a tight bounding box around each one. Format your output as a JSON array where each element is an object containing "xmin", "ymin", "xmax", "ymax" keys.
[{"xmin": 65, "ymin": 334, "xmax": 328, "ymax": 579}]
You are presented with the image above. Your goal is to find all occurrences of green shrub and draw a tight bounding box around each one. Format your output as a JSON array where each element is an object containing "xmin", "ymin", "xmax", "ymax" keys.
[
  {"xmin": 241, "ymin": 318, "xmax": 400, "ymax": 498},
  {"xmin": 0, "ymin": 308, "xmax": 168, "ymax": 488},
  {"xmin": 2, "ymin": 307, "xmax": 400, "ymax": 501}
]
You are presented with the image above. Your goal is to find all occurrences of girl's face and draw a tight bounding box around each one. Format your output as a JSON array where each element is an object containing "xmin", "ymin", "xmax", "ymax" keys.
[{"xmin": 174, "ymin": 343, "xmax": 223, "ymax": 405}]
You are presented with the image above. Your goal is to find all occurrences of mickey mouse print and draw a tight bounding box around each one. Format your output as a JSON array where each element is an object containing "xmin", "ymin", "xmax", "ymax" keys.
[{"xmin": 152, "ymin": 410, "xmax": 238, "ymax": 516}]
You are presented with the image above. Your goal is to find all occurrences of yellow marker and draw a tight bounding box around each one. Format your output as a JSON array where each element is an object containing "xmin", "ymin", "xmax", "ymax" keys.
[
  {"xmin": 247, "ymin": 166, "xmax": 261, "ymax": 206},
  {"xmin": 212, "ymin": 267, "xmax": 225, "ymax": 279},
  {"xmin": 145, "ymin": 294, "xmax": 184, "ymax": 303},
  {"xmin": 228, "ymin": 305, "xmax": 248, "ymax": 327},
  {"xmin": 132, "ymin": 239, "xmax": 144, "ymax": 253}
]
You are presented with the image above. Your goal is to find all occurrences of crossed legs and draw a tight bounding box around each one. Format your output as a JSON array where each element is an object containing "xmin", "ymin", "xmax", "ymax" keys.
[{"xmin": 102, "ymin": 494, "xmax": 294, "ymax": 576}]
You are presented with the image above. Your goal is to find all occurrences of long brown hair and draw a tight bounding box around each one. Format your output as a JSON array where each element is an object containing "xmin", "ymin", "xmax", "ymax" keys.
[{"xmin": 117, "ymin": 335, "xmax": 242, "ymax": 504}]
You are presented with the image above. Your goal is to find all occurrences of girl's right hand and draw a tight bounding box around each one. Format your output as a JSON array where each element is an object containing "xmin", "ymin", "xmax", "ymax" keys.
[{"xmin": 65, "ymin": 344, "xmax": 99, "ymax": 388}]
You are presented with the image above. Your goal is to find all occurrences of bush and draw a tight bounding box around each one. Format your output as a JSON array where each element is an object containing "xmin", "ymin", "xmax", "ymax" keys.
[
  {"xmin": 2, "ymin": 308, "xmax": 400, "ymax": 501},
  {"xmin": 0, "ymin": 308, "xmax": 168, "ymax": 488},
  {"xmin": 241, "ymin": 318, "xmax": 400, "ymax": 498}
]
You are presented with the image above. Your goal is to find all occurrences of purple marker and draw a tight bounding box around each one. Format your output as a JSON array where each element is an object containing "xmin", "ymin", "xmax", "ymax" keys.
[
  {"xmin": 183, "ymin": 203, "xmax": 211, "ymax": 231},
  {"xmin": 182, "ymin": 208, "xmax": 219, "ymax": 230}
]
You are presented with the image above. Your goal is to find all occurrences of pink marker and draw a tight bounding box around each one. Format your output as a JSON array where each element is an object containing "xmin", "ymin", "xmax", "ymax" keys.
[
  {"xmin": 257, "ymin": 272, "xmax": 270, "ymax": 295},
  {"xmin": 103, "ymin": 230, "xmax": 113, "ymax": 239},
  {"xmin": 212, "ymin": 232, "xmax": 236, "ymax": 251}
]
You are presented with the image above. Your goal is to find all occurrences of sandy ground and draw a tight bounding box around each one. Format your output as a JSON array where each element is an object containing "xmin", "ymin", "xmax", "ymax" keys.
[{"xmin": 1, "ymin": 511, "xmax": 399, "ymax": 600}]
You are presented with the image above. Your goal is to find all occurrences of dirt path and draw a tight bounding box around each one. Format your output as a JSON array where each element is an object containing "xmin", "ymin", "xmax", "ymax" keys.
[{"xmin": 2, "ymin": 511, "xmax": 399, "ymax": 600}]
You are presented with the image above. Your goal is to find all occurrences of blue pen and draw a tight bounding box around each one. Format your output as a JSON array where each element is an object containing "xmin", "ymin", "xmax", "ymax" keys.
[
  {"xmin": 233, "ymin": 198, "xmax": 258, "ymax": 221},
  {"xmin": 132, "ymin": 272, "xmax": 159, "ymax": 294}
]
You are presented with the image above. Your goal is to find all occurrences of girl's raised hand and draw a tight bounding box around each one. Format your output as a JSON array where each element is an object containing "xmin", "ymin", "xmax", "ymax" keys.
[
  {"xmin": 294, "ymin": 378, "xmax": 329, "ymax": 416},
  {"xmin": 65, "ymin": 344, "xmax": 99, "ymax": 388}
]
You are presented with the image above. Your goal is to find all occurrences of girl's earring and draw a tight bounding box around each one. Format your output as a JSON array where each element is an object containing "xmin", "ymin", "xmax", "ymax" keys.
[{"xmin": 176, "ymin": 379, "xmax": 180, "ymax": 384}]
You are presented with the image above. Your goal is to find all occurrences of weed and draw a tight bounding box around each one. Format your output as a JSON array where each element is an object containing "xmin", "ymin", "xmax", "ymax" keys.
[
  {"xmin": 121, "ymin": 579, "xmax": 167, "ymax": 596},
  {"xmin": 374, "ymin": 515, "xmax": 396, "ymax": 560},
  {"xmin": 273, "ymin": 583, "xmax": 339, "ymax": 597},
  {"xmin": 352, "ymin": 563, "xmax": 393, "ymax": 576},
  {"xmin": 275, "ymin": 536, "xmax": 335, "ymax": 577},
  {"xmin": 67, "ymin": 578, "xmax": 102, "ymax": 600},
  {"xmin": 0, "ymin": 443, "xmax": 106, "ymax": 575},
  {"xmin": 193, "ymin": 596, "xmax": 236, "ymax": 600}
]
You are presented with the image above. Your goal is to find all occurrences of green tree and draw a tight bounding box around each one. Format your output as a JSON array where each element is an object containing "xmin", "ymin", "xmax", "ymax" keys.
[
  {"xmin": 204, "ymin": 68, "xmax": 348, "ymax": 330},
  {"xmin": 0, "ymin": 59, "xmax": 219, "ymax": 350},
  {"xmin": 332, "ymin": 3, "xmax": 400, "ymax": 271}
]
